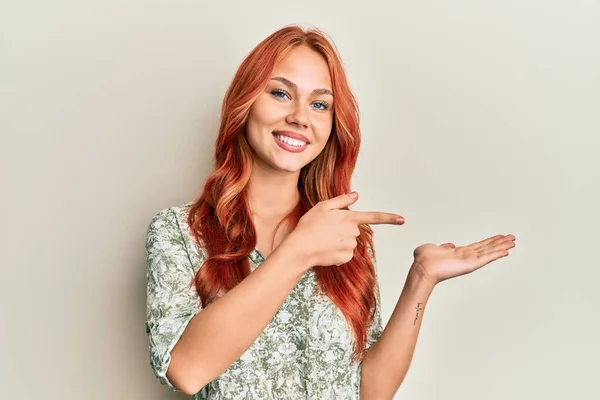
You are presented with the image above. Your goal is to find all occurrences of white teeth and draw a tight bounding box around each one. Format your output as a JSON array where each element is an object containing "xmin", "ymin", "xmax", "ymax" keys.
[{"xmin": 276, "ymin": 135, "xmax": 306, "ymax": 147}]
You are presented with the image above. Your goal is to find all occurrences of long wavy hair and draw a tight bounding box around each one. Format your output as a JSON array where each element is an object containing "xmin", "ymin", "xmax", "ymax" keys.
[{"xmin": 187, "ymin": 25, "xmax": 377, "ymax": 362}]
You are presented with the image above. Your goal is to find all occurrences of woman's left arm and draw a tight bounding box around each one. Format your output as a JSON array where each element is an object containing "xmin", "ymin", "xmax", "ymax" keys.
[
  {"xmin": 360, "ymin": 234, "xmax": 516, "ymax": 399},
  {"xmin": 359, "ymin": 264, "xmax": 434, "ymax": 399}
]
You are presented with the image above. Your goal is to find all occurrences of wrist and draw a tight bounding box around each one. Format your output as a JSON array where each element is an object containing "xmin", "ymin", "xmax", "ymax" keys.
[
  {"xmin": 407, "ymin": 261, "xmax": 437, "ymax": 292},
  {"xmin": 278, "ymin": 233, "xmax": 313, "ymax": 274}
]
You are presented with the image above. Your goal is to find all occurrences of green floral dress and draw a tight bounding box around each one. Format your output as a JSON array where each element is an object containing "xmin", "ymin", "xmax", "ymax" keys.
[{"xmin": 145, "ymin": 202, "xmax": 383, "ymax": 399}]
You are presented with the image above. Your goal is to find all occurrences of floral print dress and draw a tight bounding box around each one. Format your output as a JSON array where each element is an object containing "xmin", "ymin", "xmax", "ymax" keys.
[{"xmin": 145, "ymin": 202, "xmax": 383, "ymax": 399}]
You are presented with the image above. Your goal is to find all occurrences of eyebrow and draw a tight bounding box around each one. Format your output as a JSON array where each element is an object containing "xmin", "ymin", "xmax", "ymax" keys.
[{"xmin": 270, "ymin": 76, "xmax": 333, "ymax": 97}]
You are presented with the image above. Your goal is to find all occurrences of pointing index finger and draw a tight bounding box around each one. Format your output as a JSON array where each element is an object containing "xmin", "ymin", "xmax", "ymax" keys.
[{"xmin": 350, "ymin": 210, "xmax": 405, "ymax": 225}]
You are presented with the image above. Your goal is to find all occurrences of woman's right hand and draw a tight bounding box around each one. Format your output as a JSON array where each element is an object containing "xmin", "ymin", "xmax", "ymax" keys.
[{"xmin": 286, "ymin": 192, "xmax": 405, "ymax": 269}]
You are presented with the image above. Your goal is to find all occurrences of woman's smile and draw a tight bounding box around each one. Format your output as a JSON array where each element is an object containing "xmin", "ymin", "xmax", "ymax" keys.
[{"xmin": 272, "ymin": 131, "xmax": 310, "ymax": 153}]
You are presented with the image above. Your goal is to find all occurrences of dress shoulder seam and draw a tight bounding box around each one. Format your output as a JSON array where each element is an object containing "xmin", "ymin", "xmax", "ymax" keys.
[{"xmin": 170, "ymin": 207, "xmax": 195, "ymax": 268}]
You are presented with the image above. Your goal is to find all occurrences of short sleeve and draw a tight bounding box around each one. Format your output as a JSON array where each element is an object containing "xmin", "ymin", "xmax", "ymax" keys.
[
  {"xmin": 145, "ymin": 207, "xmax": 203, "ymax": 391},
  {"xmin": 365, "ymin": 258, "xmax": 383, "ymax": 352},
  {"xmin": 364, "ymin": 243, "xmax": 383, "ymax": 351}
]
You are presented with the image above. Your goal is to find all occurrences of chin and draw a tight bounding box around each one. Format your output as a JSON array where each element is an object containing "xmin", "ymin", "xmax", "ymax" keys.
[
  {"xmin": 254, "ymin": 146, "xmax": 317, "ymax": 174},
  {"xmin": 275, "ymin": 162, "xmax": 305, "ymax": 173}
]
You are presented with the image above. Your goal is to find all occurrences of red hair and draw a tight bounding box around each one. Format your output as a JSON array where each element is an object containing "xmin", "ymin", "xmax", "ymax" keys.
[{"xmin": 187, "ymin": 25, "xmax": 377, "ymax": 362}]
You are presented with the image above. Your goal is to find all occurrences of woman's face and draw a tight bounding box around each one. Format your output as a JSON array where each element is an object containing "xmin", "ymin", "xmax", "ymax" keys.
[{"xmin": 245, "ymin": 45, "xmax": 334, "ymax": 174}]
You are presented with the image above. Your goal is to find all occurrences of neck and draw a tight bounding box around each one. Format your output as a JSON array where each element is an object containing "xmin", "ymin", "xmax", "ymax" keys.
[{"xmin": 247, "ymin": 161, "xmax": 301, "ymax": 222}]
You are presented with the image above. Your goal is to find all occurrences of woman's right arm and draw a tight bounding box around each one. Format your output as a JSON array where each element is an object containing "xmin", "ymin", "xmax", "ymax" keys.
[
  {"xmin": 145, "ymin": 208, "xmax": 310, "ymax": 396},
  {"xmin": 169, "ymin": 241, "xmax": 308, "ymax": 395},
  {"xmin": 146, "ymin": 194, "xmax": 402, "ymax": 395}
]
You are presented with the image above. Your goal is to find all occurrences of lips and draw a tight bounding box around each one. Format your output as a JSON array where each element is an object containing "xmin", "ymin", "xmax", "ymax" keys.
[
  {"xmin": 272, "ymin": 130, "xmax": 310, "ymax": 144},
  {"xmin": 272, "ymin": 132, "xmax": 309, "ymax": 153}
]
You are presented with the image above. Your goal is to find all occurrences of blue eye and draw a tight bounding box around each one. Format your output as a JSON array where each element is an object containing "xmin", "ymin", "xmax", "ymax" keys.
[
  {"xmin": 271, "ymin": 89, "xmax": 329, "ymax": 110},
  {"xmin": 271, "ymin": 89, "xmax": 289, "ymax": 99}
]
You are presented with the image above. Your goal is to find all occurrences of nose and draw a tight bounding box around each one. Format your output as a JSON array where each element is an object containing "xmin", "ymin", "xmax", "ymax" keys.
[{"xmin": 285, "ymin": 103, "xmax": 309, "ymax": 128}]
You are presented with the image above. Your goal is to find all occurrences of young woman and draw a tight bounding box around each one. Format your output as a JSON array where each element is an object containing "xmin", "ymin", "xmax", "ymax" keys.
[{"xmin": 145, "ymin": 25, "xmax": 516, "ymax": 399}]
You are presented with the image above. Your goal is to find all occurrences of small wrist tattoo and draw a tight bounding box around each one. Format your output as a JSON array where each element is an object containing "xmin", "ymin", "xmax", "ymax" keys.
[{"xmin": 413, "ymin": 302, "xmax": 423, "ymax": 326}]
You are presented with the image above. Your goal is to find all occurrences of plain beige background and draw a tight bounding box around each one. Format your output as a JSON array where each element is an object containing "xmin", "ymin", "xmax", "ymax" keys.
[{"xmin": 2, "ymin": 1, "xmax": 599, "ymax": 399}]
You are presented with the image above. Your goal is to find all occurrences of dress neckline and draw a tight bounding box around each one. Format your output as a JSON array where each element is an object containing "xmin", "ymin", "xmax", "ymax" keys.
[{"xmin": 249, "ymin": 248, "xmax": 266, "ymax": 265}]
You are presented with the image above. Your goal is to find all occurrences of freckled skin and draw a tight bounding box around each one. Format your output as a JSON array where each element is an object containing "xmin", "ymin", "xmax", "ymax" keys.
[{"xmin": 245, "ymin": 45, "xmax": 335, "ymax": 174}]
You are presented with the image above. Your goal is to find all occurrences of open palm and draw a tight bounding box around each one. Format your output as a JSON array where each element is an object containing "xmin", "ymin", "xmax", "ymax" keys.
[{"xmin": 412, "ymin": 234, "xmax": 516, "ymax": 284}]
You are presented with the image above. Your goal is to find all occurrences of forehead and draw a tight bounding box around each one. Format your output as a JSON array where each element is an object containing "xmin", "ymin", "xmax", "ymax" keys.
[{"xmin": 271, "ymin": 45, "xmax": 332, "ymax": 90}]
